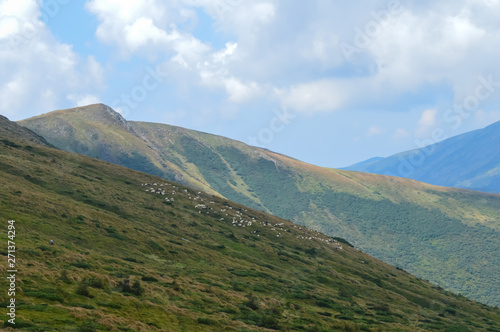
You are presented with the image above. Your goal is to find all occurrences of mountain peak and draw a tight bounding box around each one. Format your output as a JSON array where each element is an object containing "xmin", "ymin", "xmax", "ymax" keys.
[
  {"xmin": 21, "ymin": 104, "xmax": 127, "ymax": 128},
  {"xmin": 18, "ymin": 104, "xmax": 138, "ymax": 157},
  {"xmin": 20, "ymin": 103, "xmax": 135, "ymax": 137},
  {"xmin": 61, "ymin": 103, "xmax": 128, "ymax": 128}
]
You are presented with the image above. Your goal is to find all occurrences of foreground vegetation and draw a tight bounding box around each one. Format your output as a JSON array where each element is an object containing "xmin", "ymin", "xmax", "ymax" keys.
[{"xmin": 1, "ymin": 116, "xmax": 500, "ymax": 331}]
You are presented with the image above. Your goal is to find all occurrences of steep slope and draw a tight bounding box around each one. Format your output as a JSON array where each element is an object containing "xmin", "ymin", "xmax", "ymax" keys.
[
  {"xmin": 18, "ymin": 104, "xmax": 221, "ymax": 195},
  {"xmin": 3, "ymin": 116, "xmax": 500, "ymax": 331},
  {"xmin": 0, "ymin": 114, "xmax": 51, "ymax": 147},
  {"xmin": 19, "ymin": 105, "xmax": 500, "ymax": 307},
  {"xmin": 344, "ymin": 121, "xmax": 500, "ymax": 193}
]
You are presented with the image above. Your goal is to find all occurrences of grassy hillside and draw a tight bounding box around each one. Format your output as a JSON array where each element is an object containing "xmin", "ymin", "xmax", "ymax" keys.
[
  {"xmin": 344, "ymin": 121, "xmax": 500, "ymax": 193},
  {"xmin": 18, "ymin": 105, "xmax": 221, "ymax": 196},
  {"xmin": 3, "ymin": 115, "xmax": 500, "ymax": 331},
  {"xmin": 0, "ymin": 115, "xmax": 51, "ymax": 147},
  {"xmin": 19, "ymin": 104, "xmax": 500, "ymax": 307}
]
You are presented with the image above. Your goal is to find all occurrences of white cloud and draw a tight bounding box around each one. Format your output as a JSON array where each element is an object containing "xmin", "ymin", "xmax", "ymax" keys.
[
  {"xmin": 223, "ymin": 1, "xmax": 498, "ymax": 113},
  {"xmin": 67, "ymin": 94, "xmax": 101, "ymax": 107},
  {"xmin": 84, "ymin": 0, "xmax": 500, "ymax": 119},
  {"xmin": 416, "ymin": 109, "xmax": 438, "ymax": 138},
  {"xmin": 123, "ymin": 17, "xmax": 169, "ymax": 51},
  {"xmin": 0, "ymin": 0, "xmax": 104, "ymax": 120},
  {"xmin": 366, "ymin": 125, "xmax": 384, "ymax": 138},
  {"xmin": 223, "ymin": 78, "xmax": 261, "ymax": 103},
  {"xmin": 277, "ymin": 80, "xmax": 348, "ymax": 114},
  {"xmin": 0, "ymin": 0, "xmax": 39, "ymax": 20},
  {"xmin": 86, "ymin": 0, "xmax": 210, "ymax": 62},
  {"xmin": 419, "ymin": 109, "xmax": 438, "ymax": 127},
  {"xmin": 196, "ymin": 42, "xmax": 262, "ymax": 104},
  {"xmin": 200, "ymin": 1, "xmax": 276, "ymax": 32},
  {"xmin": 362, "ymin": 4, "xmax": 500, "ymax": 105},
  {"xmin": 212, "ymin": 42, "xmax": 237, "ymax": 65},
  {"xmin": 301, "ymin": 31, "xmax": 342, "ymax": 68},
  {"xmin": 239, "ymin": 2, "xmax": 276, "ymax": 24},
  {"xmin": 87, "ymin": 0, "xmax": 265, "ymax": 106}
]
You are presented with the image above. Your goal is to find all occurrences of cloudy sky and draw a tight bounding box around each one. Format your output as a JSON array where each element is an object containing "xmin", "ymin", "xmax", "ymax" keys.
[{"xmin": 1, "ymin": 0, "xmax": 500, "ymax": 167}]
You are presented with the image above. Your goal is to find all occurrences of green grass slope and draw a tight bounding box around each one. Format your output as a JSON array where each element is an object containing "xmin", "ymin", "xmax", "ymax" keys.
[
  {"xmin": 19, "ymin": 105, "xmax": 500, "ymax": 307},
  {"xmin": 0, "ymin": 115, "xmax": 51, "ymax": 147},
  {"xmin": 2, "ymin": 115, "xmax": 500, "ymax": 331},
  {"xmin": 18, "ymin": 105, "xmax": 221, "ymax": 196}
]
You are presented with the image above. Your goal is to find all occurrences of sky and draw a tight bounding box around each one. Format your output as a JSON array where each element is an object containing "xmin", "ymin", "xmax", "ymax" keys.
[{"xmin": 1, "ymin": 0, "xmax": 500, "ymax": 168}]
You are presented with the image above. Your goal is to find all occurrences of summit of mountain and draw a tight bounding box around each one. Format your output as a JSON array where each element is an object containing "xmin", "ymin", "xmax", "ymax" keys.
[{"xmin": 27, "ymin": 103, "xmax": 130, "ymax": 129}]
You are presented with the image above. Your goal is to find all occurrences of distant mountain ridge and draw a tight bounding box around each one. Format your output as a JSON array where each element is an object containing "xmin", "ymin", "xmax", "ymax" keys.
[
  {"xmin": 345, "ymin": 121, "xmax": 500, "ymax": 193},
  {"xmin": 19, "ymin": 104, "xmax": 500, "ymax": 306}
]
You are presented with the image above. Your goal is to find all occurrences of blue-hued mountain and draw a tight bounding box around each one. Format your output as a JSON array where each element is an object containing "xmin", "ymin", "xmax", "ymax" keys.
[
  {"xmin": 19, "ymin": 104, "xmax": 500, "ymax": 307},
  {"xmin": 345, "ymin": 121, "xmax": 500, "ymax": 193}
]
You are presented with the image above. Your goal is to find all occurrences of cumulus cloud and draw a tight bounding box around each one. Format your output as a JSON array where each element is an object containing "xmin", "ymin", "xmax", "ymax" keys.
[
  {"xmin": 276, "ymin": 80, "xmax": 348, "ymax": 114},
  {"xmin": 419, "ymin": 109, "xmax": 438, "ymax": 127},
  {"xmin": 197, "ymin": 42, "xmax": 262, "ymax": 104},
  {"xmin": 189, "ymin": 0, "xmax": 276, "ymax": 35},
  {"xmin": 83, "ymin": 0, "xmax": 500, "ymax": 116},
  {"xmin": 86, "ymin": 0, "xmax": 210, "ymax": 62},
  {"xmin": 366, "ymin": 7, "xmax": 489, "ymax": 95},
  {"xmin": 220, "ymin": 2, "xmax": 496, "ymax": 113},
  {"xmin": 0, "ymin": 0, "xmax": 104, "ymax": 120},
  {"xmin": 14, "ymin": 0, "xmax": 493, "ymax": 123},
  {"xmin": 416, "ymin": 109, "xmax": 439, "ymax": 138},
  {"xmin": 86, "ymin": 0, "xmax": 266, "ymax": 107}
]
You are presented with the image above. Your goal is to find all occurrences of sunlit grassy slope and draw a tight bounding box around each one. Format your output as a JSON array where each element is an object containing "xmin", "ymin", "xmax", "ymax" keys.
[
  {"xmin": 19, "ymin": 104, "xmax": 500, "ymax": 307},
  {"xmin": 2, "ymin": 114, "xmax": 500, "ymax": 331}
]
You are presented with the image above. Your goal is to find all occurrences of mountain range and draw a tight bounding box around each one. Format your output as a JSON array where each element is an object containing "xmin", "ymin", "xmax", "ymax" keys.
[
  {"xmin": 19, "ymin": 104, "xmax": 500, "ymax": 308},
  {"xmin": 3, "ymin": 114, "xmax": 500, "ymax": 330},
  {"xmin": 345, "ymin": 121, "xmax": 500, "ymax": 193}
]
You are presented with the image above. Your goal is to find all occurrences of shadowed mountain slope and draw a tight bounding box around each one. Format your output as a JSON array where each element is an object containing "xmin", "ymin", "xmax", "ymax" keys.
[{"xmin": 0, "ymin": 114, "xmax": 50, "ymax": 147}]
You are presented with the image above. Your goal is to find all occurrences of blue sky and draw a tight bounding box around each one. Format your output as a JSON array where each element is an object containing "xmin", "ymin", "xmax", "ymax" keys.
[{"xmin": 2, "ymin": 0, "xmax": 500, "ymax": 167}]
